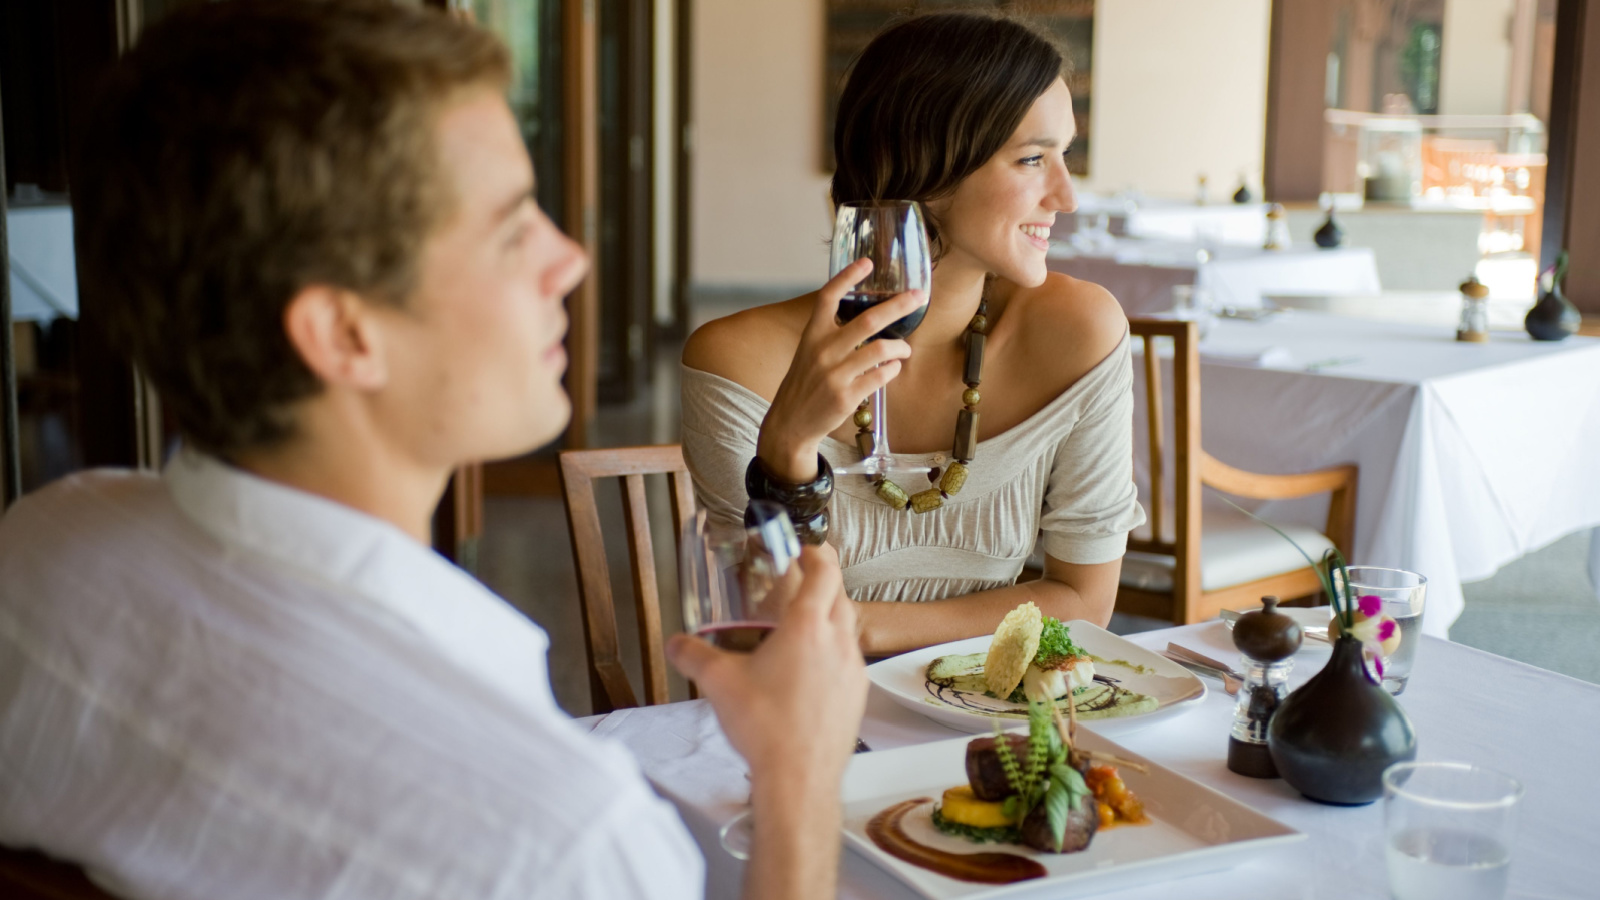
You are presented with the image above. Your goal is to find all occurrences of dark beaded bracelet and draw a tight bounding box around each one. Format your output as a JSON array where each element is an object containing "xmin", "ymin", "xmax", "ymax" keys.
[
  {"xmin": 748, "ymin": 505, "xmax": 828, "ymax": 546},
  {"xmin": 744, "ymin": 454, "xmax": 834, "ymax": 520}
]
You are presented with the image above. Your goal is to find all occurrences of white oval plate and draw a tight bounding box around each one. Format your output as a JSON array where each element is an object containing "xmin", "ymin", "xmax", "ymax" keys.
[{"xmin": 867, "ymin": 619, "xmax": 1206, "ymax": 735}]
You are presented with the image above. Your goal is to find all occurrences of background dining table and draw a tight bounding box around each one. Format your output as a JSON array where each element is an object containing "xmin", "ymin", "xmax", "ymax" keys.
[
  {"xmin": 1134, "ymin": 310, "xmax": 1600, "ymax": 637},
  {"xmin": 1046, "ymin": 238, "xmax": 1382, "ymax": 317},
  {"xmin": 577, "ymin": 616, "xmax": 1600, "ymax": 899}
]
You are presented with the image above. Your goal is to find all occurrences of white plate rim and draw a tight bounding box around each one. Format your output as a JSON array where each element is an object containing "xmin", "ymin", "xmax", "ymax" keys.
[{"xmin": 866, "ymin": 619, "xmax": 1206, "ymax": 735}]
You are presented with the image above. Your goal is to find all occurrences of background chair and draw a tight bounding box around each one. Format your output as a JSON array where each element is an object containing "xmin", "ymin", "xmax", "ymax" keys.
[
  {"xmin": 1120, "ymin": 318, "xmax": 1358, "ymax": 625},
  {"xmin": 0, "ymin": 846, "xmax": 122, "ymax": 900},
  {"xmin": 558, "ymin": 444, "xmax": 697, "ymax": 713}
]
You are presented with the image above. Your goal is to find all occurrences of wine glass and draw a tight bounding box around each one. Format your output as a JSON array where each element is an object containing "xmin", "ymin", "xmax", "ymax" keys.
[
  {"xmin": 829, "ymin": 200, "xmax": 933, "ymax": 479},
  {"xmin": 680, "ymin": 501, "xmax": 800, "ymax": 652},
  {"xmin": 680, "ymin": 501, "xmax": 800, "ymax": 860}
]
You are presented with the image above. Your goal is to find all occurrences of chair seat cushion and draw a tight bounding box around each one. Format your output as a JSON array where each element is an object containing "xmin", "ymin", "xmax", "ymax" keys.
[{"xmin": 1119, "ymin": 507, "xmax": 1336, "ymax": 594}]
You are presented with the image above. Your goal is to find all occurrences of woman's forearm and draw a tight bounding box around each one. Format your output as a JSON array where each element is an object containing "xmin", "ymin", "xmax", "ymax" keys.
[{"xmin": 854, "ymin": 569, "xmax": 1115, "ymax": 657}]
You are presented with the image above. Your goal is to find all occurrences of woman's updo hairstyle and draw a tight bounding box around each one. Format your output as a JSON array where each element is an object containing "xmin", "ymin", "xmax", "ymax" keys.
[{"xmin": 831, "ymin": 11, "xmax": 1067, "ymax": 259}]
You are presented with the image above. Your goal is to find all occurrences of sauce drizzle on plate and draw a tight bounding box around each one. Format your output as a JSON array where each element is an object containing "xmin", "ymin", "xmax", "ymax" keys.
[{"xmin": 865, "ymin": 798, "xmax": 1047, "ymax": 884}]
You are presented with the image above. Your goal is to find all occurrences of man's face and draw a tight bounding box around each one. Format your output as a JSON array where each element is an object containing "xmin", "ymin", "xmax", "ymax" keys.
[{"xmin": 369, "ymin": 88, "xmax": 587, "ymax": 468}]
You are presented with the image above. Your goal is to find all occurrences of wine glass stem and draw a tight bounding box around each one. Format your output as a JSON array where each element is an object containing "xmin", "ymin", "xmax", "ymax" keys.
[{"xmin": 869, "ymin": 385, "xmax": 891, "ymax": 463}]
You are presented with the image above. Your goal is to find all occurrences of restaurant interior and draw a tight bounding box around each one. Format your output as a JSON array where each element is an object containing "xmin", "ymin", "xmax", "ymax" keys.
[{"xmin": 3, "ymin": 1, "xmax": 1600, "ymax": 899}]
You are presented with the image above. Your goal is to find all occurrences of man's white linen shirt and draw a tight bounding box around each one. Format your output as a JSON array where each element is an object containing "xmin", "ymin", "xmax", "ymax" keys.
[{"xmin": 0, "ymin": 450, "xmax": 704, "ymax": 900}]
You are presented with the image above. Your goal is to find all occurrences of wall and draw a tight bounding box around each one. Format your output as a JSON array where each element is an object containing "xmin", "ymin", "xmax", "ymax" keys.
[
  {"xmin": 1438, "ymin": 0, "xmax": 1515, "ymax": 115},
  {"xmin": 1079, "ymin": 0, "xmax": 1272, "ymax": 199},
  {"xmin": 692, "ymin": 0, "xmax": 832, "ymax": 292},
  {"xmin": 690, "ymin": 0, "xmax": 1272, "ymax": 292}
]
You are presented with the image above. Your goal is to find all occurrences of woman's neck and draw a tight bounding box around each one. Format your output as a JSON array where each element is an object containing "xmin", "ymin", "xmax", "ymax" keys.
[{"xmin": 909, "ymin": 257, "xmax": 988, "ymax": 350}]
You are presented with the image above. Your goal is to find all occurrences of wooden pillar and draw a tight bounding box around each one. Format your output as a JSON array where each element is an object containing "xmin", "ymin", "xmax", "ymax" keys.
[
  {"xmin": 1265, "ymin": 0, "xmax": 1335, "ymax": 203},
  {"xmin": 1550, "ymin": 0, "xmax": 1600, "ymax": 313},
  {"xmin": 564, "ymin": 0, "xmax": 600, "ymax": 447}
]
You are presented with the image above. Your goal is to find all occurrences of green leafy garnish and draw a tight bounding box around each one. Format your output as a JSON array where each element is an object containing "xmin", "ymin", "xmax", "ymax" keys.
[
  {"xmin": 993, "ymin": 699, "xmax": 1087, "ymax": 851},
  {"xmin": 1035, "ymin": 617, "xmax": 1083, "ymax": 667}
]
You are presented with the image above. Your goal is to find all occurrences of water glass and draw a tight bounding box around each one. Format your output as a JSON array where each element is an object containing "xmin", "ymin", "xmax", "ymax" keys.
[
  {"xmin": 1384, "ymin": 762, "xmax": 1522, "ymax": 900},
  {"xmin": 1334, "ymin": 567, "xmax": 1427, "ymax": 694},
  {"xmin": 1171, "ymin": 284, "xmax": 1215, "ymax": 339}
]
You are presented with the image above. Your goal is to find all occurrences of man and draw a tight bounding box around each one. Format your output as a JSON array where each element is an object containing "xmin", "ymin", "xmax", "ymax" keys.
[{"xmin": 0, "ymin": 3, "xmax": 867, "ymax": 899}]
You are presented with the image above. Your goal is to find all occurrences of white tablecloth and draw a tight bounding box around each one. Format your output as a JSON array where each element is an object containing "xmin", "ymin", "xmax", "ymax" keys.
[
  {"xmin": 581, "ymin": 619, "xmax": 1600, "ymax": 899},
  {"xmin": 1066, "ymin": 196, "xmax": 1271, "ymax": 246},
  {"xmin": 1047, "ymin": 239, "xmax": 1382, "ymax": 317},
  {"xmin": 1156, "ymin": 312, "xmax": 1600, "ymax": 636}
]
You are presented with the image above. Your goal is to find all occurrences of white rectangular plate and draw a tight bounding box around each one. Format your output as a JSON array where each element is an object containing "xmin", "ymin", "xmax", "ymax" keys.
[
  {"xmin": 867, "ymin": 619, "xmax": 1205, "ymax": 735},
  {"xmin": 842, "ymin": 730, "xmax": 1304, "ymax": 900}
]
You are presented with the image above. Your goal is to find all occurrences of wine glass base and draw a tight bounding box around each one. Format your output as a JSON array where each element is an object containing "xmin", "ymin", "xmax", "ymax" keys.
[{"xmin": 834, "ymin": 457, "xmax": 932, "ymax": 479}]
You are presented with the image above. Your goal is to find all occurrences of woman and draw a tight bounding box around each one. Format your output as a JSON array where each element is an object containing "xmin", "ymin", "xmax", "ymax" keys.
[{"xmin": 681, "ymin": 11, "xmax": 1144, "ymax": 656}]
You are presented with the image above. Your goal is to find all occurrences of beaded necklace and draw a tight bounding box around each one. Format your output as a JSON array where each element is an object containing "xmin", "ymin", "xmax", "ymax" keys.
[{"xmin": 853, "ymin": 298, "xmax": 987, "ymax": 514}]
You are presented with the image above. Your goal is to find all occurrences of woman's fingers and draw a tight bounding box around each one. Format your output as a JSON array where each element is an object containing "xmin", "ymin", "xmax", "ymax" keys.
[
  {"xmin": 810, "ymin": 258, "xmax": 873, "ymax": 332},
  {"xmin": 837, "ymin": 288, "xmax": 927, "ymax": 347}
]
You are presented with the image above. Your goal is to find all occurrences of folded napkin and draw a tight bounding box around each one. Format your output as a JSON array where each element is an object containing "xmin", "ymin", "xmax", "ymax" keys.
[{"xmin": 1199, "ymin": 346, "xmax": 1296, "ymax": 369}]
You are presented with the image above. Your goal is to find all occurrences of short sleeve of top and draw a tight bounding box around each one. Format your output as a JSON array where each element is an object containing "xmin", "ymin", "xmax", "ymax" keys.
[{"xmin": 679, "ymin": 334, "xmax": 1146, "ymax": 604}]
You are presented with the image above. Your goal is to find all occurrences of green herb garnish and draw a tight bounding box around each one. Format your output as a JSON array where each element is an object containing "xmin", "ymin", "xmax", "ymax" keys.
[
  {"xmin": 1034, "ymin": 616, "xmax": 1083, "ymax": 667},
  {"xmin": 993, "ymin": 700, "xmax": 1091, "ymax": 851}
]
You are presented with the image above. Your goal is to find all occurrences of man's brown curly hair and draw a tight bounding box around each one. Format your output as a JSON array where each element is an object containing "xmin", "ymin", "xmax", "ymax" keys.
[{"xmin": 73, "ymin": 0, "xmax": 509, "ymax": 457}]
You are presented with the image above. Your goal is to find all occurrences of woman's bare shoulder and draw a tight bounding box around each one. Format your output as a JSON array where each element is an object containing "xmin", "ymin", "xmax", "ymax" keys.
[
  {"xmin": 1001, "ymin": 272, "xmax": 1128, "ymax": 385},
  {"xmin": 681, "ymin": 294, "xmax": 814, "ymax": 401}
]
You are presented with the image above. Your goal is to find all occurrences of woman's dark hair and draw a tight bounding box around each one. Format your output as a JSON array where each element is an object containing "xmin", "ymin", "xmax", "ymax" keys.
[{"xmin": 831, "ymin": 11, "xmax": 1067, "ymax": 258}]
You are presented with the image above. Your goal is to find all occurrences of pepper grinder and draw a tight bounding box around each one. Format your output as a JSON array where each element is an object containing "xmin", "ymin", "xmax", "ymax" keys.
[{"xmin": 1228, "ymin": 596, "xmax": 1302, "ymax": 778}]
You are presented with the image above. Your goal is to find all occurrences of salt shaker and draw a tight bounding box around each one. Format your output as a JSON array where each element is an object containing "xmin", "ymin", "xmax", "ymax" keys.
[
  {"xmin": 1228, "ymin": 596, "xmax": 1302, "ymax": 778},
  {"xmin": 1456, "ymin": 275, "xmax": 1490, "ymax": 343}
]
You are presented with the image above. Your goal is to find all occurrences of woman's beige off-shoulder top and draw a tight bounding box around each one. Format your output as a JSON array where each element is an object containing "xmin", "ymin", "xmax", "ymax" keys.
[{"xmin": 680, "ymin": 333, "xmax": 1146, "ymax": 604}]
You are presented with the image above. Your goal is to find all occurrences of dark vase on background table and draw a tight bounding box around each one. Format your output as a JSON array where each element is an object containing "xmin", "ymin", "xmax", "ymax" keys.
[
  {"xmin": 1268, "ymin": 634, "xmax": 1417, "ymax": 805},
  {"xmin": 1525, "ymin": 283, "xmax": 1581, "ymax": 341},
  {"xmin": 1313, "ymin": 210, "xmax": 1343, "ymax": 249}
]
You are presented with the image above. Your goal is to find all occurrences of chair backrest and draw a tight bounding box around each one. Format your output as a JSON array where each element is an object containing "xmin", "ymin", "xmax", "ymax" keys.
[
  {"xmin": 0, "ymin": 847, "xmax": 123, "ymax": 900},
  {"xmin": 558, "ymin": 444, "xmax": 697, "ymax": 713},
  {"xmin": 1126, "ymin": 318, "xmax": 1202, "ymax": 603}
]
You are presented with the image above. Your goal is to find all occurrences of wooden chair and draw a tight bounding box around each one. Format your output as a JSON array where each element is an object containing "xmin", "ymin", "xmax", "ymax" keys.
[
  {"xmin": 1120, "ymin": 319, "xmax": 1358, "ymax": 625},
  {"xmin": 0, "ymin": 846, "xmax": 123, "ymax": 900},
  {"xmin": 558, "ymin": 444, "xmax": 697, "ymax": 713}
]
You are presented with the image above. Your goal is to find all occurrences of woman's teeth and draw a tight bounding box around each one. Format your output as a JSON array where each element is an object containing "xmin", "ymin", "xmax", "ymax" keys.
[{"xmin": 1020, "ymin": 224, "xmax": 1051, "ymax": 240}]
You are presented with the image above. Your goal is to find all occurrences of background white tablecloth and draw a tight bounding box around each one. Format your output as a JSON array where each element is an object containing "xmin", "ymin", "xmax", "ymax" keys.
[
  {"xmin": 582, "ymin": 619, "xmax": 1600, "ymax": 899},
  {"xmin": 1047, "ymin": 239, "xmax": 1381, "ymax": 316},
  {"xmin": 1066, "ymin": 196, "xmax": 1270, "ymax": 246},
  {"xmin": 1142, "ymin": 312, "xmax": 1600, "ymax": 636}
]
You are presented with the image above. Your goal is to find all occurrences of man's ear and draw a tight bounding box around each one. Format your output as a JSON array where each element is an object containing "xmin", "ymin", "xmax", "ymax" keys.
[{"xmin": 282, "ymin": 286, "xmax": 389, "ymax": 391}]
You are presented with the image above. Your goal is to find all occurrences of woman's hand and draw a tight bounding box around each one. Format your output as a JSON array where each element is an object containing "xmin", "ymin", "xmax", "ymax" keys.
[{"xmin": 756, "ymin": 258, "xmax": 927, "ymax": 483}]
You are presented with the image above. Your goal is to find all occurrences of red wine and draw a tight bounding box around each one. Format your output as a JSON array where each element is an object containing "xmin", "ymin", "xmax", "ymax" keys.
[
  {"xmin": 694, "ymin": 622, "xmax": 775, "ymax": 652},
  {"xmin": 837, "ymin": 289, "xmax": 928, "ymax": 341}
]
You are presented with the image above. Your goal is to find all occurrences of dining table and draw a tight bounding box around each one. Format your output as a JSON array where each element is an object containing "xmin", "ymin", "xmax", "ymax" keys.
[
  {"xmin": 1135, "ymin": 310, "xmax": 1600, "ymax": 637},
  {"xmin": 578, "ymin": 615, "xmax": 1600, "ymax": 899},
  {"xmin": 1046, "ymin": 237, "xmax": 1382, "ymax": 317}
]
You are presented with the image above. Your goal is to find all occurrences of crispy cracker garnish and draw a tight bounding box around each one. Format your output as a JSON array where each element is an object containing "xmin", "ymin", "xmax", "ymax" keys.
[{"xmin": 984, "ymin": 602, "xmax": 1043, "ymax": 697}]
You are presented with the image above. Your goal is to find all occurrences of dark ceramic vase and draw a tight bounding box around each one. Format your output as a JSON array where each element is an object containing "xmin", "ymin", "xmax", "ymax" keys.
[
  {"xmin": 1525, "ymin": 285, "xmax": 1581, "ymax": 341},
  {"xmin": 1313, "ymin": 211, "xmax": 1343, "ymax": 249},
  {"xmin": 1233, "ymin": 184, "xmax": 1253, "ymax": 204},
  {"xmin": 1267, "ymin": 634, "xmax": 1416, "ymax": 805}
]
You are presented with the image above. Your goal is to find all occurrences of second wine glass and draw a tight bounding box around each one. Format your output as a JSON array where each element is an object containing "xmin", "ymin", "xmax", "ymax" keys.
[{"xmin": 830, "ymin": 200, "xmax": 933, "ymax": 478}]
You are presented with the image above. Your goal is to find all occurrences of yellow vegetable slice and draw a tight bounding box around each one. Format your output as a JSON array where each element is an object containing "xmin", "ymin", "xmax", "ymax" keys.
[
  {"xmin": 984, "ymin": 601, "xmax": 1042, "ymax": 698},
  {"xmin": 939, "ymin": 785, "xmax": 1015, "ymax": 828}
]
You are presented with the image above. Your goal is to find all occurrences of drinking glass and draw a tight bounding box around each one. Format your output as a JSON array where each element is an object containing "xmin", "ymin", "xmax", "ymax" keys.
[
  {"xmin": 1384, "ymin": 762, "xmax": 1522, "ymax": 900},
  {"xmin": 829, "ymin": 201, "xmax": 933, "ymax": 479},
  {"xmin": 680, "ymin": 501, "xmax": 800, "ymax": 861},
  {"xmin": 680, "ymin": 501, "xmax": 800, "ymax": 652},
  {"xmin": 1171, "ymin": 284, "xmax": 1216, "ymax": 340},
  {"xmin": 1334, "ymin": 566, "xmax": 1427, "ymax": 694}
]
